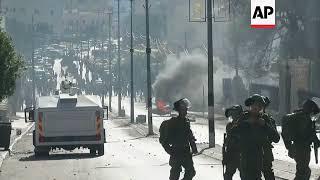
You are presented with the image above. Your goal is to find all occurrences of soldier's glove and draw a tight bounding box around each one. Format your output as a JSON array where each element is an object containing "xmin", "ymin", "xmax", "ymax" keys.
[
  {"xmin": 288, "ymin": 146, "xmax": 296, "ymax": 159},
  {"xmin": 190, "ymin": 139, "xmax": 198, "ymax": 154},
  {"xmin": 165, "ymin": 149, "xmax": 172, "ymax": 155},
  {"xmin": 190, "ymin": 141, "xmax": 198, "ymax": 154},
  {"xmin": 192, "ymin": 147, "xmax": 199, "ymax": 155},
  {"xmin": 161, "ymin": 143, "xmax": 172, "ymax": 155},
  {"xmin": 164, "ymin": 147, "xmax": 172, "ymax": 155}
]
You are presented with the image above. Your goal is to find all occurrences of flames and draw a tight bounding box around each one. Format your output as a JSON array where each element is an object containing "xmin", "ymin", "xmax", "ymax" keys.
[{"xmin": 156, "ymin": 99, "xmax": 170, "ymax": 114}]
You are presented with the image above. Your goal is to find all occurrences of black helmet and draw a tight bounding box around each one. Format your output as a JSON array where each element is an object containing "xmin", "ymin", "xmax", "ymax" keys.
[
  {"xmin": 173, "ymin": 98, "xmax": 192, "ymax": 111},
  {"xmin": 225, "ymin": 105, "xmax": 243, "ymax": 118},
  {"xmin": 245, "ymin": 94, "xmax": 267, "ymax": 107},
  {"xmin": 302, "ymin": 99, "xmax": 320, "ymax": 114}
]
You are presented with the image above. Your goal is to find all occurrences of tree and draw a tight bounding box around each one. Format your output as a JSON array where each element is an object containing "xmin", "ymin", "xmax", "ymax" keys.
[
  {"xmin": 0, "ymin": 24, "xmax": 25, "ymax": 101},
  {"xmin": 224, "ymin": 0, "xmax": 279, "ymax": 79},
  {"xmin": 278, "ymin": 0, "xmax": 320, "ymax": 61}
]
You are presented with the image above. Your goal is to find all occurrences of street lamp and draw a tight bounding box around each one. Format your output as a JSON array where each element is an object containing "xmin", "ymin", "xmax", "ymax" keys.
[
  {"xmin": 285, "ymin": 59, "xmax": 291, "ymax": 114},
  {"xmin": 107, "ymin": 11, "xmax": 113, "ymax": 112},
  {"xmin": 144, "ymin": 0, "xmax": 153, "ymax": 135},
  {"xmin": 207, "ymin": 0, "xmax": 215, "ymax": 148},
  {"xmin": 117, "ymin": 0, "xmax": 122, "ymax": 116},
  {"xmin": 31, "ymin": 15, "xmax": 36, "ymax": 108},
  {"xmin": 189, "ymin": 0, "xmax": 230, "ymax": 147},
  {"xmin": 130, "ymin": 0, "xmax": 135, "ymax": 123}
]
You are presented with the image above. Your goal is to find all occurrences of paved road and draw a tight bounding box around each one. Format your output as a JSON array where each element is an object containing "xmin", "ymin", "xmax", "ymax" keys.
[{"xmin": 0, "ymin": 116, "xmax": 239, "ymax": 180}]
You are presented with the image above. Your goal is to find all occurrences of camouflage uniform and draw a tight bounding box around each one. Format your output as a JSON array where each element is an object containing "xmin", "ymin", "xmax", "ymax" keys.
[
  {"xmin": 160, "ymin": 98, "xmax": 197, "ymax": 180},
  {"xmin": 261, "ymin": 114, "xmax": 280, "ymax": 180},
  {"xmin": 160, "ymin": 117, "xmax": 197, "ymax": 180},
  {"xmin": 223, "ymin": 105, "xmax": 243, "ymax": 180},
  {"xmin": 231, "ymin": 94, "xmax": 279, "ymax": 180},
  {"xmin": 281, "ymin": 99, "xmax": 320, "ymax": 180}
]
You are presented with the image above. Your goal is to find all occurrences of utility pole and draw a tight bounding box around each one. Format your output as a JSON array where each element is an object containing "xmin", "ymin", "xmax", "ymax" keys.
[
  {"xmin": 145, "ymin": 0, "xmax": 153, "ymax": 135},
  {"xmin": 117, "ymin": 0, "xmax": 122, "ymax": 116},
  {"xmin": 285, "ymin": 59, "xmax": 291, "ymax": 114},
  {"xmin": 101, "ymin": 40, "xmax": 105, "ymax": 106},
  {"xmin": 107, "ymin": 12, "xmax": 113, "ymax": 112},
  {"xmin": 130, "ymin": 0, "xmax": 135, "ymax": 123},
  {"xmin": 184, "ymin": 31, "xmax": 188, "ymax": 51},
  {"xmin": 87, "ymin": 39, "xmax": 90, "ymax": 59},
  {"xmin": 31, "ymin": 15, "xmax": 36, "ymax": 107},
  {"xmin": 80, "ymin": 41, "xmax": 83, "ymax": 76},
  {"xmin": 207, "ymin": 0, "xmax": 215, "ymax": 148},
  {"xmin": 188, "ymin": 0, "xmax": 230, "ymax": 149}
]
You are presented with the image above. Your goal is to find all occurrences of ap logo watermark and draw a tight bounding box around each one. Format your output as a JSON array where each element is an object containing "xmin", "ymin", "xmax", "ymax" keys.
[{"xmin": 251, "ymin": 0, "xmax": 275, "ymax": 28}]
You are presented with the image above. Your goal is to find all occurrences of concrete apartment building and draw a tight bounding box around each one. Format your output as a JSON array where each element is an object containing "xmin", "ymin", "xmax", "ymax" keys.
[
  {"xmin": 2, "ymin": 0, "xmax": 65, "ymax": 34},
  {"xmin": 2, "ymin": 0, "xmax": 113, "ymax": 36}
]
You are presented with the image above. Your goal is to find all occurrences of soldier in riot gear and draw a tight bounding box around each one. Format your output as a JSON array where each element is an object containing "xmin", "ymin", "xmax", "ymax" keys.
[
  {"xmin": 261, "ymin": 96, "xmax": 280, "ymax": 180},
  {"xmin": 223, "ymin": 105, "xmax": 244, "ymax": 180},
  {"xmin": 159, "ymin": 98, "xmax": 198, "ymax": 180},
  {"xmin": 230, "ymin": 94, "xmax": 279, "ymax": 180},
  {"xmin": 281, "ymin": 99, "xmax": 320, "ymax": 180}
]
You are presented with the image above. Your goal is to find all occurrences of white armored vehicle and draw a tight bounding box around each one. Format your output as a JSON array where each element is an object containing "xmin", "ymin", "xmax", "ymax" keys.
[{"xmin": 26, "ymin": 78, "xmax": 106, "ymax": 156}]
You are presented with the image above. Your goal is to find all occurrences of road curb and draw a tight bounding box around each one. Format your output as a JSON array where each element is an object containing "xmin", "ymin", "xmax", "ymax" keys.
[
  {"xmin": 110, "ymin": 115, "xmax": 158, "ymax": 137},
  {"xmin": 0, "ymin": 122, "xmax": 34, "ymax": 169}
]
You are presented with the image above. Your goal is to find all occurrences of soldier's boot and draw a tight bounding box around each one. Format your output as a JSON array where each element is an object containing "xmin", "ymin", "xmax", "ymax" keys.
[
  {"xmin": 224, "ymin": 161, "xmax": 238, "ymax": 180},
  {"xmin": 181, "ymin": 168, "xmax": 196, "ymax": 180},
  {"xmin": 223, "ymin": 174, "xmax": 233, "ymax": 180},
  {"xmin": 181, "ymin": 155, "xmax": 196, "ymax": 180},
  {"xmin": 169, "ymin": 166, "xmax": 182, "ymax": 180},
  {"xmin": 225, "ymin": 151, "xmax": 241, "ymax": 179},
  {"xmin": 294, "ymin": 148, "xmax": 311, "ymax": 180},
  {"xmin": 294, "ymin": 165, "xmax": 311, "ymax": 180}
]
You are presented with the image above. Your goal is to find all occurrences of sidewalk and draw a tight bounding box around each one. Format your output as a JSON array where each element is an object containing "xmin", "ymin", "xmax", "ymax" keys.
[
  {"xmin": 110, "ymin": 96, "xmax": 320, "ymax": 180},
  {"xmin": 0, "ymin": 112, "xmax": 34, "ymax": 169}
]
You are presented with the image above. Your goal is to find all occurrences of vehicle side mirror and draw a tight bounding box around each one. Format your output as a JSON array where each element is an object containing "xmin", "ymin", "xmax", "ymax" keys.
[
  {"xmin": 24, "ymin": 107, "xmax": 34, "ymax": 123},
  {"xmin": 103, "ymin": 106, "xmax": 108, "ymax": 120},
  {"xmin": 29, "ymin": 110, "xmax": 34, "ymax": 121}
]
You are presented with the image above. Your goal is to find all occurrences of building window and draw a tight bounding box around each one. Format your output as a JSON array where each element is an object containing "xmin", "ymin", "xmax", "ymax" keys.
[
  {"xmin": 20, "ymin": 8, "xmax": 26, "ymax": 15},
  {"xmin": 34, "ymin": 9, "xmax": 40, "ymax": 15},
  {"xmin": 50, "ymin": 10, "xmax": 54, "ymax": 16}
]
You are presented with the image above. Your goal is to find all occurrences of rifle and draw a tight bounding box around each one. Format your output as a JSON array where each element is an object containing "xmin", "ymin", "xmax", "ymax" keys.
[
  {"xmin": 315, "ymin": 144, "xmax": 318, "ymax": 164},
  {"xmin": 312, "ymin": 120, "xmax": 319, "ymax": 164},
  {"xmin": 222, "ymin": 133, "xmax": 227, "ymax": 174}
]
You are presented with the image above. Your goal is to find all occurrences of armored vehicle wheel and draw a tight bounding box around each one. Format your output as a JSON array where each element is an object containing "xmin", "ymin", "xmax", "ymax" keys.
[
  {"xmin": 90, "ymin": 148, "xmax": 96, "ymax": 155},
  {"xmin": 97, "ymin": 145, "xmax": 104, "ymax": 156}
]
